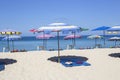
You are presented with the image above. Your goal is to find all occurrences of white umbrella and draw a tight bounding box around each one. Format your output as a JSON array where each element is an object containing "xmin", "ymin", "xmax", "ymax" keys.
[
  {"xmin": 88, "ymin": 35, "xmax": 103, "ymax": 47},
  {"xmin": 107, "ymin": 26, "xmax": 120, "ymax": 31},
  {"xmin": 109, "ymin": 37, "xmax": 120, "ymax": 47},
  {"xmin": 37, "ymin": 22, "xmax": 80, "ymax": 62},
  {"xmin": 107, "ymin": 26, "xmax": 120, "ymax": 34}
]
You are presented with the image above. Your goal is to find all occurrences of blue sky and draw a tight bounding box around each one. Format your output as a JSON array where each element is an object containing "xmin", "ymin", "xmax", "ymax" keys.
[{"xmin": 0, "ymin": 0, "xmax": 120, "ymax": 36}]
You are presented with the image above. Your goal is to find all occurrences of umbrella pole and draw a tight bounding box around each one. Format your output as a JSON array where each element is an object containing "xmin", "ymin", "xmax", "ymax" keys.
[
  {"xmin": 72, "ymin": 38, "xmax": 73, "ymax": 46},
  {"xmin": 103, "ymin": 31, "xmax": 106, "ymax": 47},
  {"xmin": 73, "ymin": 32, "xmax": 76, "ymax": 48},
  {"xmin": 57, "ymin": 31, "xmax": 60, "ymax": 63},
  {"xmin": 43, "ymin": 31, "xmax": 45, "ymax": 50},
  {"xmin": 72, "ymin": 38, "xmax": 74, "ymax": 49},
  {"xmin": 12, "ymin": 40, "xmax": 14, "ymax": 50},
  {"xmin": 115, "ymin": 40, "xmax": 117, "ymax": 47},
  {"xmin": 7, "ymin": 35, "xmax": 10, "ymax": 52},
  {"xmin": 43, "ymin": 39, "xmax": 46, "ymax": 50},
  {"xmin": 45, "ymin": 39, "xmax": 47, "ymax": 50},
  {"xmin": 95, "ymin": 38, "xmax": 97, "ymax": 48}
]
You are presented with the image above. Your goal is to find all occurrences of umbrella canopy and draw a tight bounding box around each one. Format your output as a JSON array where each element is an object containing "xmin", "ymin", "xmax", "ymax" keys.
[
  {"xmin": 29, "ymin": 29, "xmax": 38, "ymax": 33},
  {"xmin": 0, "ymin": 29, "xmax": 21, "ymax": 35},
  {"xmin": 64, "ymin": 34, "xmax": 81, "ymax": 40},
  {"xmin": 37, "ymin": 22, "xmax": 81, "ymax": 62},
  {"xmin": 37, "ymin": 22, "xmax": 80, "ymax": 32},
  {"xmin": 92, "ymin": 26, "xmax": 110, "ymax": 47},
  {"xmin": 109, "ymin": 37, "xmax": 120, "ymax": 41},
  {"xmin": 87, "ymin": 35, "xmax": 102, "ymax": 39},
  {"xmin": 2, "ymin": 35, "xmax": 21, "ymax": 51},
  {"xmin": 2, "ymin": 35, "xmax": 21, "ymax": 40},
  {"xmin": 92, "ymin": 26, "xmax": 110, "ymax": 31},
  {"xmin": 107, "ymin": 26, "xmax": 120, "ymax": 34},
  {"xmin": 88, "ymin": 35, "xmax": 102, "ymax": 48},
  {"xmin": 107, "ymin": 26, "xmax": 120, "ymax": 31},
  {"xmin": 109, "ymin": 36, "xmax": 120, "ymax": 47},
  {"xmin": 38, "ymin": 25, "xmax": 79, "ymax": 31}
]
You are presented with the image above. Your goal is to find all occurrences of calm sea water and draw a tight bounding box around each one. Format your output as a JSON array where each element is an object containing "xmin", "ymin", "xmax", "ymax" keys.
[{"xmin": 0, "ymin": 35, "xmax": 120, "ymax": 52}]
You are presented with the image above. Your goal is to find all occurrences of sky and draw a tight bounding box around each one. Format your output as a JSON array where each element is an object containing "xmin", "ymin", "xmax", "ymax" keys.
[{"xmin": 0, "ymin": 0, "xmax": 120, "ymax": 36}]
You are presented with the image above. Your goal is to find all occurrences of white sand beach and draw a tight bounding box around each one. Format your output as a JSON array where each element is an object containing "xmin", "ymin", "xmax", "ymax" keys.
[{"xmin": 0, "ymin": 48, "xmax": 120, "ymax": 80}]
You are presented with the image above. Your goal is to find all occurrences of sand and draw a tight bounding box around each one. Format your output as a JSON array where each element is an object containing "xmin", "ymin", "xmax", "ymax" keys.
[{"xmin": 0, "ymin": 48, "xmax": 120, "ymax": 80}]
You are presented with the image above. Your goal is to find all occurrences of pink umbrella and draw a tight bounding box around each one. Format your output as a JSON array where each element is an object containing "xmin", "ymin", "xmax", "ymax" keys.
[
  {"xmin": 36, "ymin": 34, "xmax": 55, "ymax": 50},
  {"xmin": 29, "ymin": 29, "xmax": 38, "ymax": 34},
  {"xmin": 64, "ymin": 34, "xmax": 81, "ymax": 48},
  {"xmin": 36, "ymin": 34, "xmax": 55, "ymax": 39}
]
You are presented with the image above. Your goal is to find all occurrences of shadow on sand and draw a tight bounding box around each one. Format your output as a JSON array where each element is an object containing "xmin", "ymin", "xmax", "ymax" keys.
[
  {"xmin": 109, "ymin": 53, "xmax": 120, "ymax": 58},
  {"xmin": 48, "ymin": 55, "xmax": 88, "ymax": 62},
  {"xmin": 48, "ymin": 55, "xmax": 91, "ymax": 67},
  {"xmin": 0, "ymin": 58, "xmax": 17, "ymax": 71}
]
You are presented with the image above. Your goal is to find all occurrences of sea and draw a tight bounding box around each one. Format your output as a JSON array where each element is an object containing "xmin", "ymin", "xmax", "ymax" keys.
[{"xmin": 0, "ymin": 35, "xmax": 120, "ymax": 52}]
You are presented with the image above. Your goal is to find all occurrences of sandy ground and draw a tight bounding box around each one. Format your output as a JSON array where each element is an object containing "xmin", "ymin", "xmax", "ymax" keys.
[{"xmin": 0, "ymin": 48, "xmax": 120, "ymax": 80}]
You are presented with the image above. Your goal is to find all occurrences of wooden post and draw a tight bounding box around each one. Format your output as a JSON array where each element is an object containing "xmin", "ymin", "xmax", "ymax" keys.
[
  {"xmin": 7, "ymin": 35, "xmax": 10, "ymax": 52},
  {"xmin": 57, "ymin": 31, "xmax": 60, "ymax": 63},
  {"xmin": 103, "ymin": 31, "xmax": 106, "ymax": 47},
  {"xmin": 12, "ymin": 40, "xmax": 14, "ymax": 50}
]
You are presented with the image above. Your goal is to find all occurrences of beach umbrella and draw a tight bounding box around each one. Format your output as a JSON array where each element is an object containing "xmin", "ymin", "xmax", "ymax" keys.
[
  {"xmin": 88, "ymin": 35, "xmax": 103, "ymax": 48},
  {"xmin": 107, "ymin": 26, "xmax": 120, "ymax": 31},
  {"xmin": 92, "ymin": 26, "xmax": 110, "ymax": 47},
  {"xmin": 107, "ymin": 26, "xmax": 120, "ymax": 34},
  {"xmin": 109, "ymin": 37, "xmax": 120, "ymax": 47},
  {"xmin": 63, "ymin": 27, "xmax": 88, "ymax": 48},
  {"xmin": 37, "ymin": 22, "xmax": 81, "ymax": 62},
  {"xmin": 64, "ymin": 34, "xmax": 81, "ymax": 48},
  {"xmin": 36, "ymin": 34, "xmax": 55, "ymax": 49},
  {"xmin": 36, "ymin": 34, "xmax": 55, "ymax": 39},
  {"xmin": 2, "ymin": 35, "xmax": 21, "ymax": 51},
  {"xmin": 0, "ymin": 29, "xmax": 21, "ymax": 35},
  {"xmin": 0, "ymin": 29, "xmax": 21, "ymax": 51},
  {"xmin": 29, "ymin": 29, "xmax": 38, "ymax": 34}
]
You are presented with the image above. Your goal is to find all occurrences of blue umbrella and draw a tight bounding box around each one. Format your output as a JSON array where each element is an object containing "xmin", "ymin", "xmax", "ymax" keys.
[
  {"xmin": 92, "ymin": 26, "xmax": 110, "ymax": 47},
  {"xmin": 2, "ymin": 35, "xmax": 21, "ymax": 51},
  {"xmin": 92, "ymin": 26, "xmax": 110, "ymax": 31}
]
